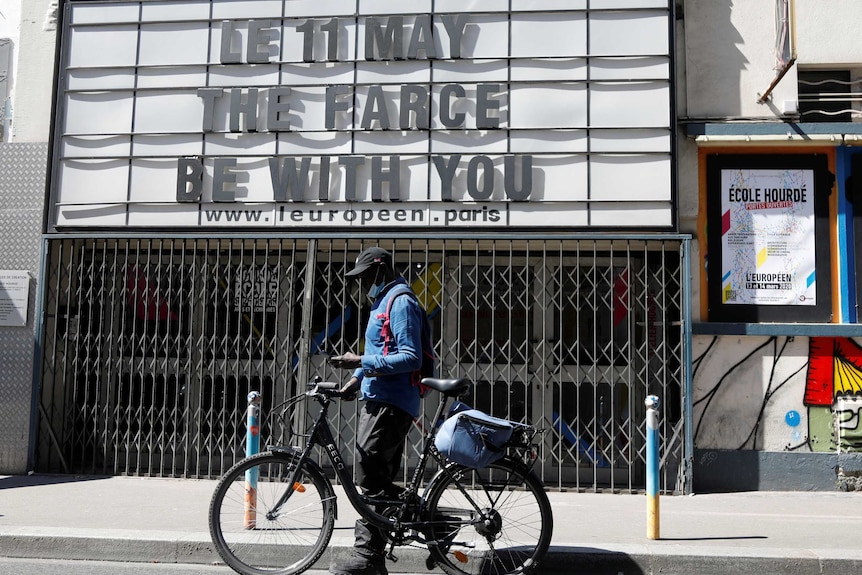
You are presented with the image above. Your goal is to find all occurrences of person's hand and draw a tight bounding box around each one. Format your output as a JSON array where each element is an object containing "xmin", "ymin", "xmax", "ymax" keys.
[
  {"xmin": 339, "ymin": 378, "xmax": 361, "ymax": 401},
  {"xmin": 330, "ymin": 352, "xmax": 361, "ymax": 369}
]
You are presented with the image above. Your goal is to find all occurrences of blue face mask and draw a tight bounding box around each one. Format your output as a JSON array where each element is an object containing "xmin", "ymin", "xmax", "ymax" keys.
[
  {"xmin": 366, "ymin": 267, "xmax": 385, "ymax": 302},
  {"xmin": 367, "ymin": 281, "xmax": 385, "ymax": 300}
]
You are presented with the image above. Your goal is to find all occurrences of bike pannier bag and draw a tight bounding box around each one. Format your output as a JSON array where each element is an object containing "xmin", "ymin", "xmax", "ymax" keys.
[{"xmin": 434, "ymin": 409, "xmax": 514, "ymax": 468}]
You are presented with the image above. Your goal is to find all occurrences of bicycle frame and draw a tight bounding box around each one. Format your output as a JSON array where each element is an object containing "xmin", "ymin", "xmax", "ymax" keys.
[{"xmin": 270, "ymin": 385, "xmax": 456, "ymax": 534}]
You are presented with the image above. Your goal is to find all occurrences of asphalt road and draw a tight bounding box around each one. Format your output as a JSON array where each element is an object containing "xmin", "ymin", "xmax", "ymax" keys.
[
  {"xmin": 0, "ymin": 558, "xmax": 360, "ymax": 575},
  {"xmin": 0, "ymin": 558, "xmax": 622, "ymax": 575}
]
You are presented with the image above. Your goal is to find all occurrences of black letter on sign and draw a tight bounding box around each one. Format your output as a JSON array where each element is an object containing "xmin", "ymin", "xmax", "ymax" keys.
[
  {"xmin": 504, "ymin": 155, "xmax": 532, "ymax": 201},
  {"xmin": 467, "ymin": 156, "xmax": 494, "ymax": 200},
  {"xmin": 177, "ymin": 157, "xmax": 203, "ymax": 202},
  {"xmin": 270, "ymin": 157, "xmax": 312, "ymax": 201}
]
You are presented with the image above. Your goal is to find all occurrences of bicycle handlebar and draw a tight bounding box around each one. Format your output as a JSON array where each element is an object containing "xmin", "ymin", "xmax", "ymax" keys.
[{"xmin": 306, "ymin": 379, "xmax": 344, "ymax": 398}]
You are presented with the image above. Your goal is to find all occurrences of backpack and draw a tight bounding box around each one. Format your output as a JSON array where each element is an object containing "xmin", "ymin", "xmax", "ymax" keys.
[{"xmin": 378, "ymin": 285, "xmax": 436, "ymax": 397}]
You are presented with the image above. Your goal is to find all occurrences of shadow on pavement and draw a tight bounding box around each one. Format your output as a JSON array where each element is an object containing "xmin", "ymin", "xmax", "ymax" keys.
[
  {"xmin": 0, "ymin": 474, "xmax": 111, "ymax": 490},
  {"xmin": 543, "ymin": 546, "xmax": 646, "ymax": 575}
]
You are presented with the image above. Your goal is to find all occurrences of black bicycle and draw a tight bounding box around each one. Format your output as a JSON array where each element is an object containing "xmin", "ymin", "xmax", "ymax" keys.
[{"xmin": 209, "ymin": 376, "xmax": 553, "ymax": 575}]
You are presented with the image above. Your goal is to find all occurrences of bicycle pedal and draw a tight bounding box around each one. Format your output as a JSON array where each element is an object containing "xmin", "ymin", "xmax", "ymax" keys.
[
  {"xmin": 425, "ymin": 555, "xmax": 437, "ymax": 570},
  {"xmin": 386, "ymin": 552, "xmax": 398, "ymax": 563}
]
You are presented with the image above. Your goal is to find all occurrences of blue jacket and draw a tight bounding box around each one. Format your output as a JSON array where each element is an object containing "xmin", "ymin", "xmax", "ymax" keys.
[{"xmin": 352, "ymin": 279, "xmax": 423, "ymax": 418}]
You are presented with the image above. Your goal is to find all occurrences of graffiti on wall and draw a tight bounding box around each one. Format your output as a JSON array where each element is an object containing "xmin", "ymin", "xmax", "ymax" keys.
[
  {"xmin": 804, "ymin": 337, "xmax": 862, "ymax": 452},
  {"xmin": 693, "ymin": 336, "xmax": 862, "ymax": 453}
]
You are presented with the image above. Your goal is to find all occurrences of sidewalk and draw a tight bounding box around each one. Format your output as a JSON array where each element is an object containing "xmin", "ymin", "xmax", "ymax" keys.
[{"xmin": 1, "ymin": 474, "xmax": 861, "ymax": 575}]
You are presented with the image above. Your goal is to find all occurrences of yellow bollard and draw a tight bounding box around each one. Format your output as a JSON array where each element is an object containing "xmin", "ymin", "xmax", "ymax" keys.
[
  {"xmin": 244, "ymin": 391, "xmax": 262, "ymax": 529},
  {"xmin": 645, "ymin": 395, "xmax": 660, "ymax": 540}
]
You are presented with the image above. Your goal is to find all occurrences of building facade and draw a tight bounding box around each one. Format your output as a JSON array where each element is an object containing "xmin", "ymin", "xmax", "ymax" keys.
[
  {"xmin": 0, "ymin": 0, "xmax": 54, "ymax": 475},
  {"xmin": 0, "ymin": 0, "xmax": 858, "ymax": 492},
  {"xmin": 681, "ymin": 0, "xmax": 862, "ymax": 491}
]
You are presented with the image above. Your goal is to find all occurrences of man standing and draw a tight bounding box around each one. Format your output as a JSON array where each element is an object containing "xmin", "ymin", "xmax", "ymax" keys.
[{"xmin": 329, "ymin": 247, "xmax": 424, "ymax": 575}]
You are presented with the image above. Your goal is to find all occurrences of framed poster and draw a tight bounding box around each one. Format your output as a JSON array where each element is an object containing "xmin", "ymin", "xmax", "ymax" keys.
[{"xmin": 706, "ymin": 154, "xmax": 833, "ymax": 323}]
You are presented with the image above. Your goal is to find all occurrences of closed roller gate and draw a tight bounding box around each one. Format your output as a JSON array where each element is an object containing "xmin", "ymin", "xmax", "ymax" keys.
[{"xmin": 36, "ymin": 235, "xmax": 689, "ymax": 492}]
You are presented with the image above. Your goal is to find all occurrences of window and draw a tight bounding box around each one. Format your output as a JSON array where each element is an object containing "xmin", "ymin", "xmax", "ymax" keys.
[{"xmin": 798, "ymin": 70, "xmax": 854, "ymax": 123}]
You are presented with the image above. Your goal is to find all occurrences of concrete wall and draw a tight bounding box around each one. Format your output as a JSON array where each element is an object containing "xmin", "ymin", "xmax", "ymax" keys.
[
  {"xmin": 0, "ymin": 1, "xmax": 22, "ymax": 45},
  {"xmin": 683, "ymin": 0, "xmax": 797, "ymax": 120},
  {"xmin": 691, "ymin": 335, "xmax": 862, "ymax": 491},
  {"xmin": 693, "ymin": 335, "xmax": 862, "ymax": 451},
  {"xmin": 693, "ymin": 335, "xmax": 809, "ymax": 452},
  {"xmin": 683, "ymin": 0, "xmax": 862, "ymax": 120},
  {"xmin": 0, "ymin": 0, "xmax": 22, "ymax": 120},
  {"xmin": 0, "ymin": 0, "xmax": 53, "ymax": 473},
  {"xmin": 12, "ymin": 0, "xmax": 55, "ymax": 142},
  {"xmin": 794, "ymin": 0, "xmax": 862, "ymax": 65}
]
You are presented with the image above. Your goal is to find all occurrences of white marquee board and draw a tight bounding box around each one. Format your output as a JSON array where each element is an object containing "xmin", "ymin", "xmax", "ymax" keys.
[{"xmin": 51, "ymin": 0, "xmax": 674, "ymax": 230}]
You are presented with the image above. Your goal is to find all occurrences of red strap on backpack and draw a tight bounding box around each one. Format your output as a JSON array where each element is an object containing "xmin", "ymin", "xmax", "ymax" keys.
[
  {"xmin": 377, "ymin": 290, "xmax": 405, "ymax": 358},
  {"xmin": 377, "ymin": 289, "xmax": 429, "ymax": 396}
]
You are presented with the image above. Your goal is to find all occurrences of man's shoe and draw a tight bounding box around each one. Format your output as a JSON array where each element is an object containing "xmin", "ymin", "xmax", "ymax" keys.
[{"xmin": 329, "ymin": 553, "xmax": 388, "ymax": 575}]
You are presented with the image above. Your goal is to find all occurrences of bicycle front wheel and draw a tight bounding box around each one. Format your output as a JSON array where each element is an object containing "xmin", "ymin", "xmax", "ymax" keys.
[
  {"xmin": 209, "ymin": 451, "xmax": 336, "ymax": 575},
  {"xmin": 422, "ymin": 458, "xmax": 553, "ymax": 575}
]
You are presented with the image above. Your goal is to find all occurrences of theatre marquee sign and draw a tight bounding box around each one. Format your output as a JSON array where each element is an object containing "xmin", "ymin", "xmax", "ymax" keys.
[{"xmin": 51, "ymin": 0, "xmax": 673, "ymax": 230}]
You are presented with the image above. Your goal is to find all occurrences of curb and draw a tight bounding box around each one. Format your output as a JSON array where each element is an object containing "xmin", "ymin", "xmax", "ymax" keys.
[
  {"xmin": 541, "ymin": 547, "xmax": 861, "ymax": 575},
  {"xmin": 2, "ymin": 532, "xmax": 860, "ymax": 575},
  {"xmin": 0, "ymin": 531, "xmax": 218, "ymax": 565}
]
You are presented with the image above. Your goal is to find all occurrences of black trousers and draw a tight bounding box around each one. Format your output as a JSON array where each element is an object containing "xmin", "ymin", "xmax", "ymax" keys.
[{"xmin": 353, "ymin": 400, "xmax": 414, "ymax": 557}]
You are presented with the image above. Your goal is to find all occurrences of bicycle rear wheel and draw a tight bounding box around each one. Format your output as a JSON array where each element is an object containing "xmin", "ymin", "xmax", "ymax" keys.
[
  {"xmin": 209, "ymin": 451, "xmax": 336, "ymax": 575},
  {"xmin": 422, "ymin": 458, "xmax": 553, "ymax": 575}
]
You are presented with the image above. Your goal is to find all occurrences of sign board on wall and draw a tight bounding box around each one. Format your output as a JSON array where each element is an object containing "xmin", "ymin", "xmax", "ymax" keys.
[
  {"xmin": 232, "ymin": 265, "xmax": 278, "ymax": 313},
  {"xmin": 0, "ymin": 271, "xmax": 30, "ymax": 326},
  {"xmin": 51, "ymin": 0, "xmax": 674, "ymax": 230},
  {"xmin": 706, "ymin": 154, "xmax": 833, "ymax": 323}
]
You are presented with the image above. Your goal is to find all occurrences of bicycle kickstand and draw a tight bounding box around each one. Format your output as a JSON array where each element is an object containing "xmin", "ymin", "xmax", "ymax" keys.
[{"xmin": 385, "ymin": 542, "xmax": 399, "ymax": 563}]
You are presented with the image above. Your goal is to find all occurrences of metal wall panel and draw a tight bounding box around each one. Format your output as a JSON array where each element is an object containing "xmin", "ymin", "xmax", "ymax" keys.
[
  {"xmin": 0, "ymin": 142, "xmax": 49, "ymax": 474},
  {"xmin": 36, "ymin": 235, "xmax": 689, "ymax": 492}
]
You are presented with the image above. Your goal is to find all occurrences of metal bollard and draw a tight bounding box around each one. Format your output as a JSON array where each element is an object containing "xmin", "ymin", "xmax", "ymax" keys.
[
  {"xmin": 645, "ymin": 394, "xmax": 660, "ymax": 540},
  {"xmin": 244, "ymin": 391, "xmax": 262, "ymax": 529}
]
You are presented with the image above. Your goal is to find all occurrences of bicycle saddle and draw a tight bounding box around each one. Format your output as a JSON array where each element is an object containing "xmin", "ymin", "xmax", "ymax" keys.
[{"xmin": 419, "ymin": 377, "xmax": 471, "ymax": 396}]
